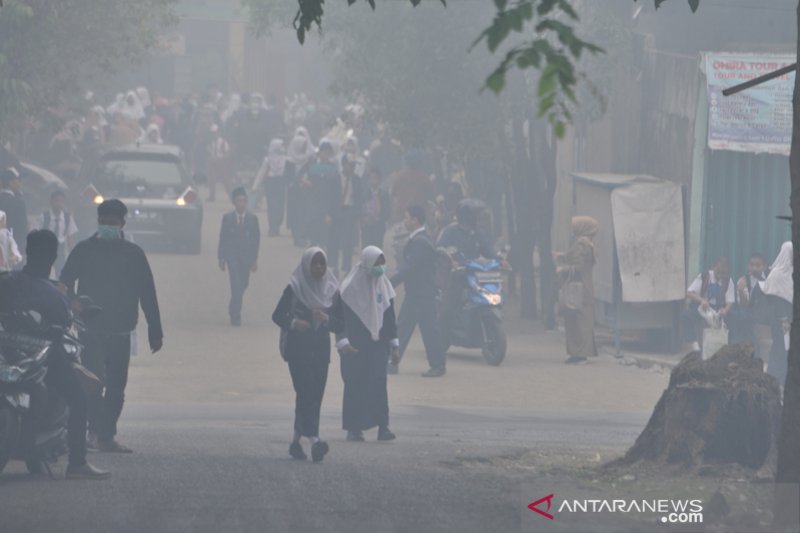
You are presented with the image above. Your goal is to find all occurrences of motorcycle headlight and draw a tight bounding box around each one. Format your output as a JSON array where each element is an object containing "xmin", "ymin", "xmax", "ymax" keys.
[{"xmin": 485, "ymin": 293, "xmax": 502, "ymax": 306}]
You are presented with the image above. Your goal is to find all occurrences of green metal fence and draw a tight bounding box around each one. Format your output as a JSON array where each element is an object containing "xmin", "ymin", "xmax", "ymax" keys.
[{"xmin": 701, "ymin": 150, "xmax": 791, "ymax": 279}]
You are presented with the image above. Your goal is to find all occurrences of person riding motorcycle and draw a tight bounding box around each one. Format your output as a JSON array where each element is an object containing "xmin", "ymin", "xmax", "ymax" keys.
[
  {"xmin": 0, "ymin": 230, "xmax": 109, "ymax": 480},
  {"xmin": 436, "ymin": 199, "xmax": 496, "ymax": 262},
  {"xmin": 435, "ymin": 199, "xmax": 506, "ymax": 327}
]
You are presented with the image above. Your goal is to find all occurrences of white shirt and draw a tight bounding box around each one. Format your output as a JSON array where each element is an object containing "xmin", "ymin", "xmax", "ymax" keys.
[
  {"xmin": 688, "ymin": 270, "xmax": 735, "ymax": 306},
  {"xmin": 37, "ymin": 210, "xmax": 78, "ymax": 244}
]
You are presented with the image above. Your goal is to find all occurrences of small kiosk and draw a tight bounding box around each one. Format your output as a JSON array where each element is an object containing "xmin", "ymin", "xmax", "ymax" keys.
[{"xmin": 570, "ymin": 173, "xmax": 686, "ymax": 352}]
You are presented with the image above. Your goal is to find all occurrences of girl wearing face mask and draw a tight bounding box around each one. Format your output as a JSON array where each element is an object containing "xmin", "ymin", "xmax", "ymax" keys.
[
  {"xmin": 332, "ymin": 246, "xmax": 400, "ymax": 442},
  {"xmin": 272, "ymin": 247, "xmax": 341, "ymax": 462}
]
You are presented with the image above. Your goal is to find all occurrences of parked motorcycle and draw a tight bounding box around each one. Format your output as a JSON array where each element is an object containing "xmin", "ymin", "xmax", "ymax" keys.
[{"xmin": 439, "ymin": 254, "xmax": 507, "ymax": 366}]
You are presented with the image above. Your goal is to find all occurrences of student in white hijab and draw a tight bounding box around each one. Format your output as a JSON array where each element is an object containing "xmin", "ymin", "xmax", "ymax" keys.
[
  {"xmin": 761, "ymin": 241, "xmax": 793, "ymax": 384},
  {"xmin": 253, "ymin": 139, "xmax": 292, "ymax": 236},
  {"xmin": 332, "ymin": 246, "xmax": 399, "ymax": 442},
  {"xmin": 106, "ymin": 93, "xmax": 124, "ymax": 116},
  {"xmin": 287, "ymin": 132, "xmax": 315, "ymax": 169},
  {"xmin": 143, "ymin": 123, "xmax": 163, "ymax": 144},
  {"xmin": 0, "ymin": 210, "xmax": 22, "ymax": 272},
  {"xmin": 272, "ymin": 247, "xmax": 340, "ymax": 462},
  {"xmin": 120, "ymin": 91, "xmax": 145, "ymax": 122}
]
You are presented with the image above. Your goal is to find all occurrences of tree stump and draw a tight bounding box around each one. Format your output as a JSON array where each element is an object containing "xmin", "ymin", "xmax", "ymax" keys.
[{"xmin": 618, "ymin": 343, "xmax": 782, "ymax": 470}]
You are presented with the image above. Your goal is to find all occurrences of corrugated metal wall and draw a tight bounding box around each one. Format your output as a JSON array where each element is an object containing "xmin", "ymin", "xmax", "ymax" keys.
[{"xmin": 701, "ymin": 150, "xmax": 790, "ymax": 279}]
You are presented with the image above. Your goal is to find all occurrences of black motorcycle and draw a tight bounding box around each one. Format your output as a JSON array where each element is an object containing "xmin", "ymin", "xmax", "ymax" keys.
[{"xmin": 0, "ymin": 297, "xmax": 100, "ymax": 476}]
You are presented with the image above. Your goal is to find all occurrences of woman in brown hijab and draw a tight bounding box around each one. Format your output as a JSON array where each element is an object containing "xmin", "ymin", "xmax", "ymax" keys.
[{"xmin": 557, "ymin": 216, "xmax": 599, "ymax": 364}]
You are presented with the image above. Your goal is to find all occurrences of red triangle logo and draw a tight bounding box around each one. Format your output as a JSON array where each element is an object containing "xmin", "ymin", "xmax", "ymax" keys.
[{"xmin": 528, "ymin": 494, "xmax": 555, "ymax": 520}]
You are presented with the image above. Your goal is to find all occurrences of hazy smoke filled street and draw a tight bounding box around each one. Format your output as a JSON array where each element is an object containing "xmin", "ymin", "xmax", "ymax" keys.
[{"xmin": 1, "ymin": 199, "xmax": 666, "ymax": 532}]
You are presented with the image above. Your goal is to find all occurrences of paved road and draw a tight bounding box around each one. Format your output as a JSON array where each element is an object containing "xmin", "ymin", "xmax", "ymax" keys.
[{"xmin": 0, "ymin": 199, "xmax": 668, "ymax": 532}]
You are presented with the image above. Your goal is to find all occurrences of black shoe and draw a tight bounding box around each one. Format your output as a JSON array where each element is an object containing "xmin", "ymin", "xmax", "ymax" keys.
[
  {"xmin": 346, "ymin": 431, "xmax": 365, "ymax": 442},
  {"xmin": 231, "ymin": 317, "xmax": 241, "ymax": 327},
  {"xmin": 377, "ymin": 427, "xmax": 396, "ymax": 441},
  {"xmin": 565, "ymin": 356, "xmax": 588, "ymax": 365},
  {"xmin": 421, "ymin": 367, "xmax": 446, "ymax": 378},
  {"xmin": 311, "ymin": 441, "xmax": 329, "ymax": 463},
  {"xmin": 289, "ymin": 442, "xmax": 307, "ymax": 460}
]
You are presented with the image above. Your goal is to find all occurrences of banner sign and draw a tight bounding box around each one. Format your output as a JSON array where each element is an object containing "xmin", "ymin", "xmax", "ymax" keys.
[{"xmin": 705, "ymin": 53, "xmax": 795, "ymax": 156}]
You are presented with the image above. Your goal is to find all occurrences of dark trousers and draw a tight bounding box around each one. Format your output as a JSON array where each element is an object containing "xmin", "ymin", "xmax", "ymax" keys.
[
  {"xmin": 264, "ymin": 178, "xmax": 286, "ymax": 235},
  {"xmin": 361, "ymin": 222, "xmax": 386, "ymax": 250},
  {"xmin": 21, "ymin": 351, "xmax": 88, "ymax": 466},
  {"xmin": 327, "ymin": 207, "xmax": 358, "ymax": 274},
  {"xmin": 227, "ymin": 258, "xmax": 252, "ymax": 321},
  {"xmin": 288, "ymin": 354, "xmax": 329, "ymax": 438},
  {"xmin": 397, "ymin": 291, "xmax": 446, "ymax": 370},
  {"xmin": 84, "ymin": 333, "xmax": 131, "ymax": 441}
]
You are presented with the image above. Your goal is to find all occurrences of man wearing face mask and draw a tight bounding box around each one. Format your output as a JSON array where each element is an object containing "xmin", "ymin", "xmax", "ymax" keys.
[{"xmin": 60, "ymin": 199, "xmax": 163, "ymax": 453}]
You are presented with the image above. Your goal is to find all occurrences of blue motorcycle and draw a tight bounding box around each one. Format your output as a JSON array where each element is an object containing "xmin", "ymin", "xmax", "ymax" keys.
[{"xmin": 440, "ymin": 256, "xmax": 507, "ymax": 366}]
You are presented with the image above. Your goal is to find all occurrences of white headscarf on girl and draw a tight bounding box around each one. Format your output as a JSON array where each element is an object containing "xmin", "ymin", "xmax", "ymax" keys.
[
  {"xmin": 107, "ymin": 93, "xmax": 124, "ymax": 116},
  {"xmin": 0, "ymin": 210, "xmax": 22, "ymax": 271},
  {"xmin": 144, "ymin": 123, "xmax": 163, "ymax": 144},
  {"xmin": 339, "ymin": 246, "xmax": 396, "ymax": 341},
  {"xmin": 761, "ymin": 241, "xmax": 793, "ymax": 304},
  {"xmin": 287, "ymin": 132, "xmax": 315, "ymax": 168},
  {"xmin": 253, "ymin": 139, "xmax": 288, "ymax": 190},
  {"xmin": 290, "ymin": 247, "xmax": 339, "ymax": 311},
  {"xmin": 121, "ymin": 90, "xmax": 145, "ymax": 121}
]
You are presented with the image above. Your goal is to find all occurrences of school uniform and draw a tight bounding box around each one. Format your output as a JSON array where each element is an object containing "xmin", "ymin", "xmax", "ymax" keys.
[{"xmin": 218, "ymin": 210, "xmax": 260, "ymax": 324}]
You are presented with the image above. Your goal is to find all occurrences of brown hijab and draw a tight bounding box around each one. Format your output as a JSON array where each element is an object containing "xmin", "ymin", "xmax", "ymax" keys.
[{"xmin": 571, "ymin": 216, "xmax": 599, "ymax": 238}]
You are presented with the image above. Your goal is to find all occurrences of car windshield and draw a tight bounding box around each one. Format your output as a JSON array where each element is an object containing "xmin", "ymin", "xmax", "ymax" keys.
[{"xmin": 97, "ymin": 158, "xmax": 184, "ymax": 191}]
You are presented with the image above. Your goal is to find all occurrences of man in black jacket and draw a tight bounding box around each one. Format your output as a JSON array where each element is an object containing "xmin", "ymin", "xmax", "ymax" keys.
[
  {"xmin": 60, "ymin": 199, "xmax": 163, "ymax": 453},
  {"xmin": 218, "ymin": 187, "xmax": 260, "ymax": 326},
  {"xmin": 390, "ymin": 205, "xmax": 446, "ymax": 377}
]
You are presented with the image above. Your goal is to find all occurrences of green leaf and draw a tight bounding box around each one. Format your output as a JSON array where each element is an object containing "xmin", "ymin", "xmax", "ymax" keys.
[
  {"xmin": 486, "ymin": 69, "xmax": 506, "ymax": 94},
  {"xmin": 554, "ymin": 121, "xmax": 566, "ymax": 139}
]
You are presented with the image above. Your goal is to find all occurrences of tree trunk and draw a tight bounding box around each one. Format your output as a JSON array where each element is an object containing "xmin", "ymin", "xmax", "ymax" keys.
[
  {"xmin": 530, "ymin": 119, "xmax": 558, "ymax": 330},
  {"xmin": 774, "ymin": 1, "xmax": 800, "ymax": 527},
  {"xmin": 512, "ymin": 113, "xmax": 537, "ymax": 319}
]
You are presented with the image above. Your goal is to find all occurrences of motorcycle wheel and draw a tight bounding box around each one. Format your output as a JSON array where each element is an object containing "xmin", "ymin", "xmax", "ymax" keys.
[
  {"xmin": 0, "ymin": 405, "xmax": 20, "ymax": 474},
  {"xmin": 480, "ymin": 313, "xmax": 507, "ymax": 366}
]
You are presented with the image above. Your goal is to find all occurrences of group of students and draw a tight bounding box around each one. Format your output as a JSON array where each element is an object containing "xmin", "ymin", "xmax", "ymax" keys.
[
  {"xmin": 0, "ymin": 167, "xmax": 79, "ymax": 274},
  {"xmin": 683, "ymin": 243, "xmax": 793, "ymax": 384},
  {"xmin": 272, "ymin": 245, "xmax": 400, "ymax": 463}
]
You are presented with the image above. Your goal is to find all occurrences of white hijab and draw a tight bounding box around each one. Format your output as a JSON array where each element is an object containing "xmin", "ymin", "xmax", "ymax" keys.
[
  {"xmin": 289, "ymin": 247, "xmax": 339, "ymax": 311},
  {"xmin": 267, "ymin": 139, "xmax": 287, "ymax": 177},
  {"xmin": 0, "ymin": 211, "xmax": 22, "ymax": 271},
  {"xmin": 761, "ymin": 241, "xmax": 793, "ymax": 304},
  {"xmin": 287, "ymin": 134, "xmax": 315, "ymax": 168},
  {"xmin": 144, "ymin": 123, "xmax": 163, "ymax": 144},
  {"xmin": 107, "ymin": 93, "xmax": 124, "ymax": 116},
  {"xmin": 121, "ymin": 91, "xmax": 145, "ymax": 121},
  {"xmin": 340, "ymin": 246, "xmax": 396, "ymax": 341}
]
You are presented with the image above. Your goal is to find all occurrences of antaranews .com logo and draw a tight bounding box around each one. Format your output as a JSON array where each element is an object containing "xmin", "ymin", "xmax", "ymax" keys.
[{"xmin": 528, "ymin": 493, "xmax": 704, "ymax": 525}]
